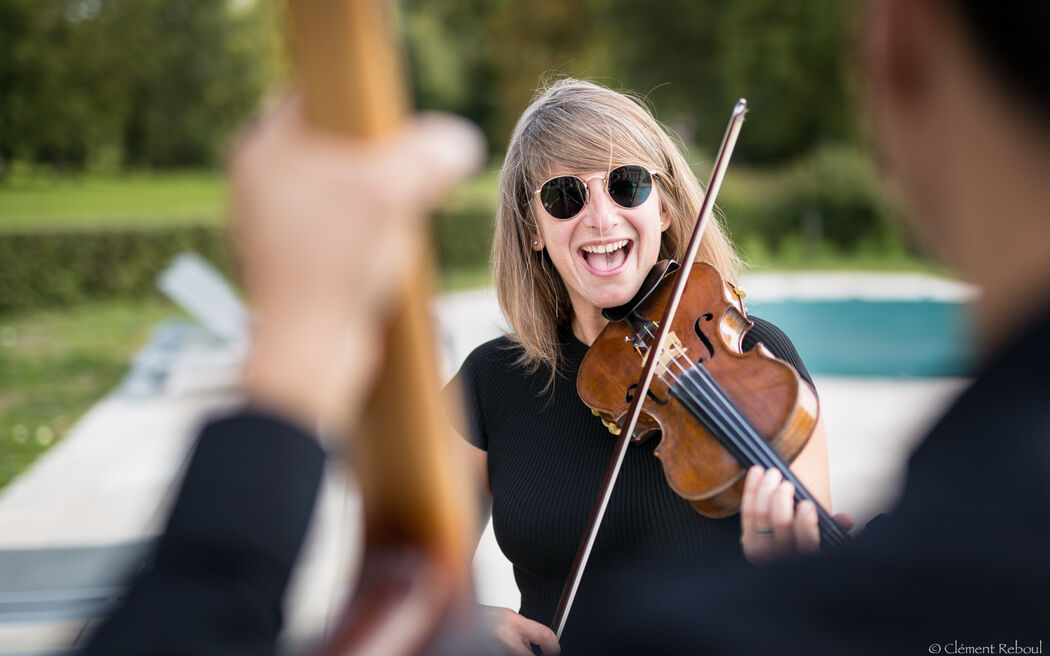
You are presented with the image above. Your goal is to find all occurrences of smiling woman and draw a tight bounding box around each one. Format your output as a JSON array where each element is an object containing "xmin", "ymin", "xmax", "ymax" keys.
[
  {"xmin": 529, "ymin": 162, "xmax": 668, "ymax": 337},
  {"xmin": 492, "ymin": 79, "xmax": 741, "ymax": 378},
  {"xmin": 445, "ymin": 78, "xmax": 837, "ymax": 655}
]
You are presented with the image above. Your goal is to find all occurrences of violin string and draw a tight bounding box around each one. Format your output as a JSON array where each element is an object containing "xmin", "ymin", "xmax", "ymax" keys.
[
  {"xmin": 679, "ymin": 366, "xmax": 846, "ymax": 548},
  {"xmin": 654, "ymin": 349, "xmax": 846, "ymax": 548},
  {"xmin": 653, "ymin": 346, "xmax": 802, "ymax": 506},
  {"xmin": 655, "ymin": 350, "xmax": 762, "ymax": 468},
  {"xmin": 691, "ymin": 367, "xmax": 846, "ymax": 547},
  {"xmin": 658, "ymin": 349, "xmax": 847, "ymax": 547}
]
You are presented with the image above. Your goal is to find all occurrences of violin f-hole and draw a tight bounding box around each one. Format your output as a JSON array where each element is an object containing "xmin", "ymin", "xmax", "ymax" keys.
[{"xmin": 693, "ymin": 313, "xmax": 716, "ymax": 362}]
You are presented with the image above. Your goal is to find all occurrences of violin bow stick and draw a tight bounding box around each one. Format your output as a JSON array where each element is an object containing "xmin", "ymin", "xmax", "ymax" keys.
[
  {"xmin": 551, "ymin": 101, "xmax": 748, "ymax": 640},
  {"xmin": 285, "ymin": 1, "xmax": 475, "ymax": 653}
]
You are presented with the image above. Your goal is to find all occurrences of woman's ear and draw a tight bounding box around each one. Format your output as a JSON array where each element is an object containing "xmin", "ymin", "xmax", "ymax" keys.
[
  {"xmin": 660, "ymin": 206, "xmax": 671, "ymax": 231},
  {"xmin": 531, "ymin": 234, "xmax": 545, "ymax": 250}
]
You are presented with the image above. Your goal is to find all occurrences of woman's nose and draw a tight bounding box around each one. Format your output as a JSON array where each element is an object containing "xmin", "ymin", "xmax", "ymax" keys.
[{"xmin": 580, "ymin": 179, "xmax": 619, "ymax": 230}]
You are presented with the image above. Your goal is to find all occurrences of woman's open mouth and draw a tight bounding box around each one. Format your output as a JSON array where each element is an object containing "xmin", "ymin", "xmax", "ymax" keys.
[{"xmin": 578, "ymin": 239, "xmax": 633, "ymax": 275}]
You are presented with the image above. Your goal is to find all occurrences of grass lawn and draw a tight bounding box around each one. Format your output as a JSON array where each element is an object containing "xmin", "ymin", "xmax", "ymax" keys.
[
  {"xmin": 0, "ymin": 275, "xmax": 493, "ymax": 493},
  {"xmin": 0, "ymin": 299, "xmax": 181, "ymax": 490},
  {"xmin": 0, "ymin": 168, "xmax": 227, "ymax": 231},
  {"xmin": 0, "ymin": 165, "xmax": 501, "ymax": 232}
]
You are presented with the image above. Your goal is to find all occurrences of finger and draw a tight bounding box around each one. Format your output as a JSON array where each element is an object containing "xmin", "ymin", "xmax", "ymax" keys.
[
  {"xmin": 386, "ymin": 113, "xmax": 486, "ymax": 211},
  {"xmin": 834, "ymin": 512, "xmax": 855, "ymax": 533},
  {"xmin": 769, "ymin": 480, "xmax": 797, "ymax": 553},
  {"xmin": 752, "ymin": 468, "xmax": 783, "ymax": 532},
  {"xmin": 518, "ymin": 619, "xmax": 561, "ymax": 655},
  {"xmin": 743, "ymin": 469, "xmax": 782, "ymax": 563},
  {"xmin": 794, "ymin": 500, "xmax": 821, "ymax": 553},
  {"xmin": 739, "ymin": 465, "xmax": 765, "ymax": 536}
]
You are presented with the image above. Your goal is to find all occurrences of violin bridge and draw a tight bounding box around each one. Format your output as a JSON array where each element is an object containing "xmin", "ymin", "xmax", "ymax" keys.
[{"xmin": 643, "ymin": 331, "xmax": 689, "ymax": 380}]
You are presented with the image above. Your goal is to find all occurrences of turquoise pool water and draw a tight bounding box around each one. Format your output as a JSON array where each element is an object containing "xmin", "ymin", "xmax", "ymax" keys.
[{"xmin": 746, "ymin": 300, "xmax": 975, "ymax": 377}]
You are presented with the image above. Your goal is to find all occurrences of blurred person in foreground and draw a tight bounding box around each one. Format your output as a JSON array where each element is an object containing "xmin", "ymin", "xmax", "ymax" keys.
[
  {"xmin": 82, "ymin": 101, "xmax": 484, "ymax": 654},
  {"xmin": 570, "ymin": 0, "xmax": 1050, "ymax": 652}
]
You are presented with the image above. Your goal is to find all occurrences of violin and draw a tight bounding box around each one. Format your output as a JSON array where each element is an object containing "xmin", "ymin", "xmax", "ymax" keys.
[
  {"xmin": 551, "ymin": 100, "xmax": 848, "ymax": 639},
  {"xmin": 579, "ymin": 260, "xmax": 841, "ymax": 526}
]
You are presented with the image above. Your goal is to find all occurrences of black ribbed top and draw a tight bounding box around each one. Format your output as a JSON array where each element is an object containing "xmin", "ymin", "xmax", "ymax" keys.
[{"xmin": 449, "ymin": 316, "xmax": 812, "ymax": 638}]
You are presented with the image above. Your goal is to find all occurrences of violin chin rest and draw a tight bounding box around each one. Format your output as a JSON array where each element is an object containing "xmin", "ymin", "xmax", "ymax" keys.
[{"xmin": 602, "ymin": 260, "xmax": 680, "ymax": 322}]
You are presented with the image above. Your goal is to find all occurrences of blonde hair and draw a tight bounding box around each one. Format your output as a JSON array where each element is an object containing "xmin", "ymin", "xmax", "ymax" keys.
[{"xmin": 494, "ymin": 78, "xmax": 742, "ymax": 383}]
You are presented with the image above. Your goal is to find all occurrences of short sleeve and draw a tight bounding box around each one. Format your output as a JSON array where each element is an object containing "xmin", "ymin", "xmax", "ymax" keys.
[
  {"xmin": 742, "ymin": 315, "xmax": 815, "ymax": 389},
  {"xmin": 445, "ymin": 352, "xmax": 489, "ymax": 451}
]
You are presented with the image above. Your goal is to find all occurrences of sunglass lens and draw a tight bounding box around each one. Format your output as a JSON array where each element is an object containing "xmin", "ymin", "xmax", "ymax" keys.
[
  {"xmin": 608, "ymin": 166, "xmax": 652, "ymax": 208},
  {"xmin": 540, "ymin": 176, "xmax": 586, "ymax": 219}
]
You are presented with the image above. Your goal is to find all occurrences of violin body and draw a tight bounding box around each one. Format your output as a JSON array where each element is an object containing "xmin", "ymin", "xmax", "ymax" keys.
[{"xmin": 577, "ymin": 262, "xmax": 819, "ymax": 518}]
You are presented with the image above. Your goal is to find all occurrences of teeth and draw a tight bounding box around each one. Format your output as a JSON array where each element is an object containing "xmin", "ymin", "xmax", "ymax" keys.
[{"xmin": 581, "ymin": 240, "xmax": 629, "ymax": 254}]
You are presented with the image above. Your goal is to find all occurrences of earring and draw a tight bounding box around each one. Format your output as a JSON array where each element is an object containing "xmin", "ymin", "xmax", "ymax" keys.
[{"xmin": 533, "ymin": 240, "xmax": 539, "ymax": 246}]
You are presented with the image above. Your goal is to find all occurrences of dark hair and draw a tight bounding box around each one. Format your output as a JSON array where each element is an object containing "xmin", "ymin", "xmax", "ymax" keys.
[{"xmin": 951, "ymin": 1, "xmax": 1050, "ymax": 122}]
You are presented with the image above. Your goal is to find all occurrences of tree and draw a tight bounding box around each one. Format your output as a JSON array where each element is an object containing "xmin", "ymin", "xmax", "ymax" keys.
[
  {"xmin": 0, "ymin": 0, "xmax": 279, "ymax": 171},
  {"xmin": 719, "ymin": 0, "xmax": 854, "ymax": 162}
]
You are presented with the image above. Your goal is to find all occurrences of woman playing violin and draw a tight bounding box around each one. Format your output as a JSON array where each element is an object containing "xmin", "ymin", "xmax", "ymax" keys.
[{"xmin": 449, "ymin": 78, "xmax": 840, "ymax": 655}]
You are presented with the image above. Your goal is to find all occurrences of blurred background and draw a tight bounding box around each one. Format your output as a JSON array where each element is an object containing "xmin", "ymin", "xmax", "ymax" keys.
[
  {"xmin": 0, "ymin": 0, "xmax": 939, "ymax": 490},
  {"xmin": 0, "ymin": 0, "xmax": 979, "ymax": 649}
]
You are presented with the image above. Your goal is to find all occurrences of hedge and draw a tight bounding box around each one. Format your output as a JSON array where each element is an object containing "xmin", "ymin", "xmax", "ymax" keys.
[
  {"xmin": 0, "ymin": 203, "xmax": 497, "ymax": 314},
  {"xmin": 718, "ymin": 144, "xmax": 907, "ymax": 253},
  {"xmin": 0, "ymin": 225, "xmax": 230, "ymax": 313}
]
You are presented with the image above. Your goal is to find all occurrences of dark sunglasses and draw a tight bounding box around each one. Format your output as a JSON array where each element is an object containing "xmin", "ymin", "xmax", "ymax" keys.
[{"xmin": 533, "ymin": 165, "xmax": 659, "ymax": 220}]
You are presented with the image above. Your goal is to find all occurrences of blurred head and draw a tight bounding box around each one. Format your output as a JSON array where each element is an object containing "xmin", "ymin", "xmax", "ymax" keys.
[
  {"xmin": 949, "ymin": 1, "xmax": 1050, "ymax": 127},
  {"xmin": 861, "ymin": 0, "xmax": 1050, "ymax": 283},
  {"xmin": 493, "ymin": 78, "xmax": 741, "ymax": 378}
]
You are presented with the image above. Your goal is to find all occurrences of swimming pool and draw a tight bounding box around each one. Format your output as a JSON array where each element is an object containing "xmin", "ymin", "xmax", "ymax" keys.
[{"xmin": 743, "ymin": 272, "xmax": 977, "ymax": 377}]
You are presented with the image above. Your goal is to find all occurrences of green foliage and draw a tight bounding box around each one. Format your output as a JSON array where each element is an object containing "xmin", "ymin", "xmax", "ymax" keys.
[
  {"xmin": 594, "ymin": 0, "xmax": 726, "ymax": 148},
  {"xmin": 0, "ymin": 225, "xmax": 231, "ymax": 313},
  {"xmin": 0, "ymin": 299, "xmax": 179, "ymax": 490},
  {"xmin": 429, "ymin": 169, "xmax": 499, "ymax": 274},
  {"xmin": 3, "ymin": 0, "xmax": 861, "ymax": 170},
  {"xmin": 719, "ymin": 144, "xmax": 909, "ymax": 256},
  {"xmin": 0, "ymin": 148, "xmax": 920, "ymax": 315},
  {"xmin": 0, "ymin": 164, "xmax": 500, "ymax": 312},
  {"xmin": 0, "ymin": 0, "xmax": 278, "ymax": 171},
  {"xmin": 719, "ymin": 0, "xmax": 854, "ymax": 162},
  {"xmin": 431, "ymin": 203, "xmax": 495, "ymax": 275},
  {"xmin": 403, "ymin": 0, "xmax": 858, "ymax": 164},
  {"xmin": 0, "ymin": 206, "xmax": 501, "ymax": 312},
  {"xmin": 404, "ymin": 0, "xmax": 611, "ymax": 144}
]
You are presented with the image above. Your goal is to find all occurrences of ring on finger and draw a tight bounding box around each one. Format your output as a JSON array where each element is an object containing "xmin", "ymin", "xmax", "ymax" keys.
[{"xmin": 755, "ymin": 525, "xmax": 774, "ymax": 536}]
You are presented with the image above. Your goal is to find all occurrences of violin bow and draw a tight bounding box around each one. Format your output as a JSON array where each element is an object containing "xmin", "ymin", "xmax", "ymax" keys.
[
  {"xmin": 551, "ymin": 101, "xmax": 748, "ymax": 640},
  {"xmin": 284, "ymin": 1, "xmax": 476, "ymax": 653}
]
